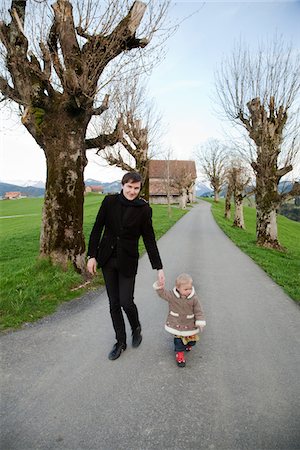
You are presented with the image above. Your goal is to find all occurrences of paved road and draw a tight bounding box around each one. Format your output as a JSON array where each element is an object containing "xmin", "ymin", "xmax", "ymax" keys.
[{"xmin": 1, "ymin": 201, "xmax": 300, "ymax": 450}]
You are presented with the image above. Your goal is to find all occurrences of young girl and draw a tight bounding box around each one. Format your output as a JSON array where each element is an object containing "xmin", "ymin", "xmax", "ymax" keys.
[{"xmin": 153, "ymin": 273, "xmax": 206, "ymax": 367}]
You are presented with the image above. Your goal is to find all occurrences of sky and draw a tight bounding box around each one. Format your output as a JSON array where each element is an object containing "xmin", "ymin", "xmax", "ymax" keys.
[{"xmin": 0, "ymin": 0, "xmax": 299, "ymax": 184}]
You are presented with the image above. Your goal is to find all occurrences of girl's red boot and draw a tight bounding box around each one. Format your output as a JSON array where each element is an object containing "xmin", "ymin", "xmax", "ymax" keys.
[{"xmin": 176, "ymin": 351, "xmax": 186, "ymax": 367}]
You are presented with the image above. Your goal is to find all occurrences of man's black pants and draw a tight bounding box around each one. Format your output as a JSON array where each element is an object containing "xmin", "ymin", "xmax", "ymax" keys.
[{"xmin": 102, "ymin": 257, "xmax": 140, "ymax": 344}]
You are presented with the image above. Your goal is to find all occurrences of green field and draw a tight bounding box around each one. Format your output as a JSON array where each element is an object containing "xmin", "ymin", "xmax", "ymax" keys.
[
  {"xmin": 204, "ymin": 198, "xmax": 300, "ymax": 302},
  {"xmin": 0, "ymin": 194, "xmax": 187, "ymax": 331},
  {"xmin": 1, "ymin": 196, "xmax": 298, "ymax": 331}
]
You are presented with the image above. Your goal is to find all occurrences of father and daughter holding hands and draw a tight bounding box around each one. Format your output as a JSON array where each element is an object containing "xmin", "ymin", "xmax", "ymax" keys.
[{"xmin": 87, "ymin": 171, "xmax": 206, "ymax": 368}]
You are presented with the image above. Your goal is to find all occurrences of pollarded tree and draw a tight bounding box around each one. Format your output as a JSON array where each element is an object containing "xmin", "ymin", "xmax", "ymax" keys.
[
  {"xmin": 195, "ymin": 139, "xmax": 227, "ymax": 203},
  {"xmin": 225, "ymin": 160, "xmax": 252, "ymax": 229},
  {"xmin": 215, "ymin": 37, "xmax": 300, "ymax": 249},
  {"xmin": 88, "ymin": 75, "xmax": 162, "ymax": 200},
  {"xmin": 0, "ymin": 0, "xmax": 169, "ymax": 272}
]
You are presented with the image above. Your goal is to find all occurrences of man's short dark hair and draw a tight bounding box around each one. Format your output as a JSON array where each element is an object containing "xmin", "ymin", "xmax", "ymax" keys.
[{"xmin": 121, "ymin": 172, "xmax": 142, "ymax": 185}]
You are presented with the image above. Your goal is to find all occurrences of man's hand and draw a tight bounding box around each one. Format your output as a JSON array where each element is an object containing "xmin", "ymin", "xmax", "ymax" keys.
[
  {"xmin": 157, "ymin": 269, "xmax": 165, "ymax": 288},
  {"xmin": 87, "ymin": 257, "xmax": 97, "ymax": 275}
]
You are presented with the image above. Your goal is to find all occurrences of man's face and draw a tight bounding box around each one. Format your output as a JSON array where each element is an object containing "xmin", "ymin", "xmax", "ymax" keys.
[{"xmin": 122, "ymin": 180, "xmax": 141, "ymax": 200}]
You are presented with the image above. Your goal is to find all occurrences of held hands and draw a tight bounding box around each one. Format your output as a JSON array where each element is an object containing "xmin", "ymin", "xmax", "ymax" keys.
[
  {"xmin": 157, "ymin": 269, "xmax": 165, "ymax": 288},
  {"xmin": 87, "ymin": 257, "xmax": 97, "ymax": 275}
]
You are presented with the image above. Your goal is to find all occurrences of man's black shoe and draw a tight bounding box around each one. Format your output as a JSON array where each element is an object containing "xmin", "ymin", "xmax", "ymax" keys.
[
  {"xmin": 108, "ymin": 342, "xmax": 126, "ymax": 360},
  {"xmin": 132, "ymin": 326, "xmax": 142, "ymax": 348}
]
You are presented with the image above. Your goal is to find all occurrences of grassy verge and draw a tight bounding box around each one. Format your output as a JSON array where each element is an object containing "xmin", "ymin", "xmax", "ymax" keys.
[
  {"xmin": 0, "ymin": 195, "xmax": 187, "ymax": 331},
  {"xmin": 203, "ymin": 198, "xmax": 300, "ymax": 302}
]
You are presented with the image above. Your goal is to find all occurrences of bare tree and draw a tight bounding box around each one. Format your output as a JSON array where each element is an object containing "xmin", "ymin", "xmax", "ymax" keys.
[
  {"xmin": 225, "ymin": 160, "xmax": 252, "ymax": 229},
  {"xmin": 88, "ymin": 75, "xmax": 162, "ymax": 200},
  {"xmin": 215, "ymin": 36, "xmax": 300, "ymax": 249},
  {"xmin": 195, "ymin": 139, "xmax": 227, "ymax": 202},
  {"xmin": 170, "ymin": 166, "xmax": 195, "ymax": 209},
  {"xmin": 0, "ymin": 0, "xmax": 169, "ymax": 272}
]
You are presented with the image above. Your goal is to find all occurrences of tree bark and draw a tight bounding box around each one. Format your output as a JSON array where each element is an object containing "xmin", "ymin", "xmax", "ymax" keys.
[
  {"xmin": 254, "ymin": 173, "xmax": 282, "ymax": 249},
  {"xmin": 233, "ymin": 194, "xmax": 245, "ymax": 229},
  {"xmin": 34, "ymin": 109, "xmax": 90, "ymax": 272},
  {"xmin": 225, "ymin": 183, "xmax": 233, "ymax": 219},
  {"xmin": 214, "ymin": 190, "xmax": 220, "ymax": 203}
]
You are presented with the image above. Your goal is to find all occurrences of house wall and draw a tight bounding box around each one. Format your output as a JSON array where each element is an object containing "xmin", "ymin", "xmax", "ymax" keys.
[
  {"xmin": 149, "ymin": 185, "xmax": 196, "ymax": 205},
  {"xmin": 149, "ymin": 195, "xmax": 179, "ymax": 205}
]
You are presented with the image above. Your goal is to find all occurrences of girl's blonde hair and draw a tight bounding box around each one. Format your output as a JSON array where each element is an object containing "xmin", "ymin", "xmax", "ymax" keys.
[{"xmin": 175, "ymin": 273, "xmax": 193, "ymax": 287}]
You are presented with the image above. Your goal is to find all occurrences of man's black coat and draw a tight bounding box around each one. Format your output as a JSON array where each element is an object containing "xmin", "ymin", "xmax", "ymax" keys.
[{"xmin": 87, "ymin": 193, "xmax": 163, "ymax": 277}]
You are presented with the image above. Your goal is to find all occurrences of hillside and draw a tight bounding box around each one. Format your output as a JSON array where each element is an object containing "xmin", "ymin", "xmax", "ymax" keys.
[
  {"xmin": 0, "ymin": 182, "xmax": 45, "ymax": 198},
  {"xmin": 0, "ymin": 180, "xmax": 122, "ymax": 198}
]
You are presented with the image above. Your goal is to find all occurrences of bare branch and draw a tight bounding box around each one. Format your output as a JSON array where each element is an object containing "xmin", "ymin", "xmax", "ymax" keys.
[
  {"xmin": 0, "ymin": 75, "xmax": 22, "ymax": 103},
  {"xmin": 92, "ymin": 94, "xmax": 109, "ymax": 115},
  {"xmin": 12, "ymin": 7, "xmax": 25, "ymax": 35},
  {"xmin": 277, "ymin": 165, "xmax": 293, "ymax": 180},
  {"xmin": 85, "ymin": 118, "xmax": 123, "ymax": 151},
  {"xmin": 195, "ymin": 139, "xmax": 228, "ymax": 202},
  {"xmin": 51, "ymin": 0, "xmax": 81, "ymax": 72},
  {"xmin": 280, "ymin": 182, "xmax": 300, "ymax": 203},
  {"xmin": 47, "ymin": 21, "xmax": 64, "ymax": 84}
]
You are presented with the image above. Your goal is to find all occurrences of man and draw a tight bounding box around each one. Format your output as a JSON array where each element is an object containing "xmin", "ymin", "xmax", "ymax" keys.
[{"xmin": 87, "ymin": 172, "xmax": 165, "ymax": 360}]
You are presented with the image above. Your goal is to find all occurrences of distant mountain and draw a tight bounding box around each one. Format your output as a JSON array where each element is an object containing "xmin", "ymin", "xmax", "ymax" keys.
[
  {"xmin": 0, "ymin": 182, "xmax": 45, "ymax": 198},
  {"xmin": 278, "ymin": 181, "xmax": 294, "ymax": 193},
  {"xmin": 1, "ymin": 179, "xmax": 46, "ymax": 188},
  {"xmin": 101, "ymin": 181, "xmax": 121, "ymax": 193},
  {"xmin": 2, "ymin": 178, "xmax": 295, "ymax": 200},
  {"xmin": 84, "ymin": 178, "xmax": 103, "ymax": 186},
  {"xmin": 0, "ymin": 178, "xmax": 122, "ymax": 198},
  {"xmin": 195, "ymin": 181, "xmax": 213, "ymax": 197},
  {"xmin": 85, "ymin": 178, "xmax": 121, "ymax": 193}
]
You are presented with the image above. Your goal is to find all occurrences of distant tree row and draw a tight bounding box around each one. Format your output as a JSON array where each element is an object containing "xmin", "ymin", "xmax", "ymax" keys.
[
  {"xmin": 196, "ymin": 37, "xmax": 299, "ymax": 250},
  {"xmin": 1, "ymin": 0, "xmax": 299, "ymax": 275}
]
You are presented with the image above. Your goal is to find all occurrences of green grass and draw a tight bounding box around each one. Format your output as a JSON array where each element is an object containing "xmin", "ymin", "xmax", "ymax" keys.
[
  {"xmin": 0, "ymin": 194, "xmax": 187, "ymax": 331},
  {"xmin": 203, "ymin": 198, "xmax": 300, "ymax": 302}
]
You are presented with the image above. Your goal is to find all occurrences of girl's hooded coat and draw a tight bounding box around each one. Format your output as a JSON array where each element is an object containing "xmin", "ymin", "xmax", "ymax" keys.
[{"xmin": 153, "ymin": 282, "xmax": 206, "ymax": 337}]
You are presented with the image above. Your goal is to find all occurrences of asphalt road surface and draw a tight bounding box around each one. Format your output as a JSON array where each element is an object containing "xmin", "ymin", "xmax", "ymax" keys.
[{"xmin": 1, "ymin": 201, "xmax": 300, "ymax": 450}]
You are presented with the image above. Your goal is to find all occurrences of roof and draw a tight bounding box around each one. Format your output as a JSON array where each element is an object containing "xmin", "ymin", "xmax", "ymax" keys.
[
  {"xmin": 149, "ymin": 180, "xmax": 180, "ymax": 196},
  {"xmin": 148, "ymin": 160, "xmax": 197, "ymax": 179},
  {"xmin": 89, "ymin": 185, "xmax": 103, "ymax": 192},
  {"xmin": 4, "ymin": 191, "xmax": 22, "ymax": 198}
]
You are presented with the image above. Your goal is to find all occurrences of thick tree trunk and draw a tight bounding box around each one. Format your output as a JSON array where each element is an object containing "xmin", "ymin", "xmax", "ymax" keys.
[
  {"xmin": 233, "ymin": 195, "xmax": 245, "ymax": 229},
  {"xmin": 137, "ymin": 158, "xmax": 149, "ymax": 201},
  {"xmin": 256, "ymin": 205, "xmax": 281, "ymax": 249},
  {"xmin": 38, "ymin": 114, "xmax": 89, "ymax": 272},
  {"xmin": 179, "ymin": 189, "xmax": 187, "ymax": 209},
  {"xmin": 142, "ymin": 174, "xmax": 150, "ymax": 201},
  {"xmin": 214, "ymin": 190, "xmax": 220, "ymax": 203},
  {"xmin": 255, "ymin": 175, "xmax": 282, "ymax": 250},
  {"xmin": 224, "ymin": 184, "xmax": 232, "ymax": 219}
]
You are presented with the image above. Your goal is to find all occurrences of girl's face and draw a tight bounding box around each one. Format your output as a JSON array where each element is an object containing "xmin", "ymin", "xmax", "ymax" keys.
[
  {"xmin": 122, "ymin": 180, "xmax": 141, "ymax": 200},
  {"xmin": 177, "ymin": 283, "xmax": 193, "ymax": 298}
]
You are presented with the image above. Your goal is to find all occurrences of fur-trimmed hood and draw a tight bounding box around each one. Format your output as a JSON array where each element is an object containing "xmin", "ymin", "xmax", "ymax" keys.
[{"xmin": 172, "ymin": 286, "xmax": 195, "ymax": 299}]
